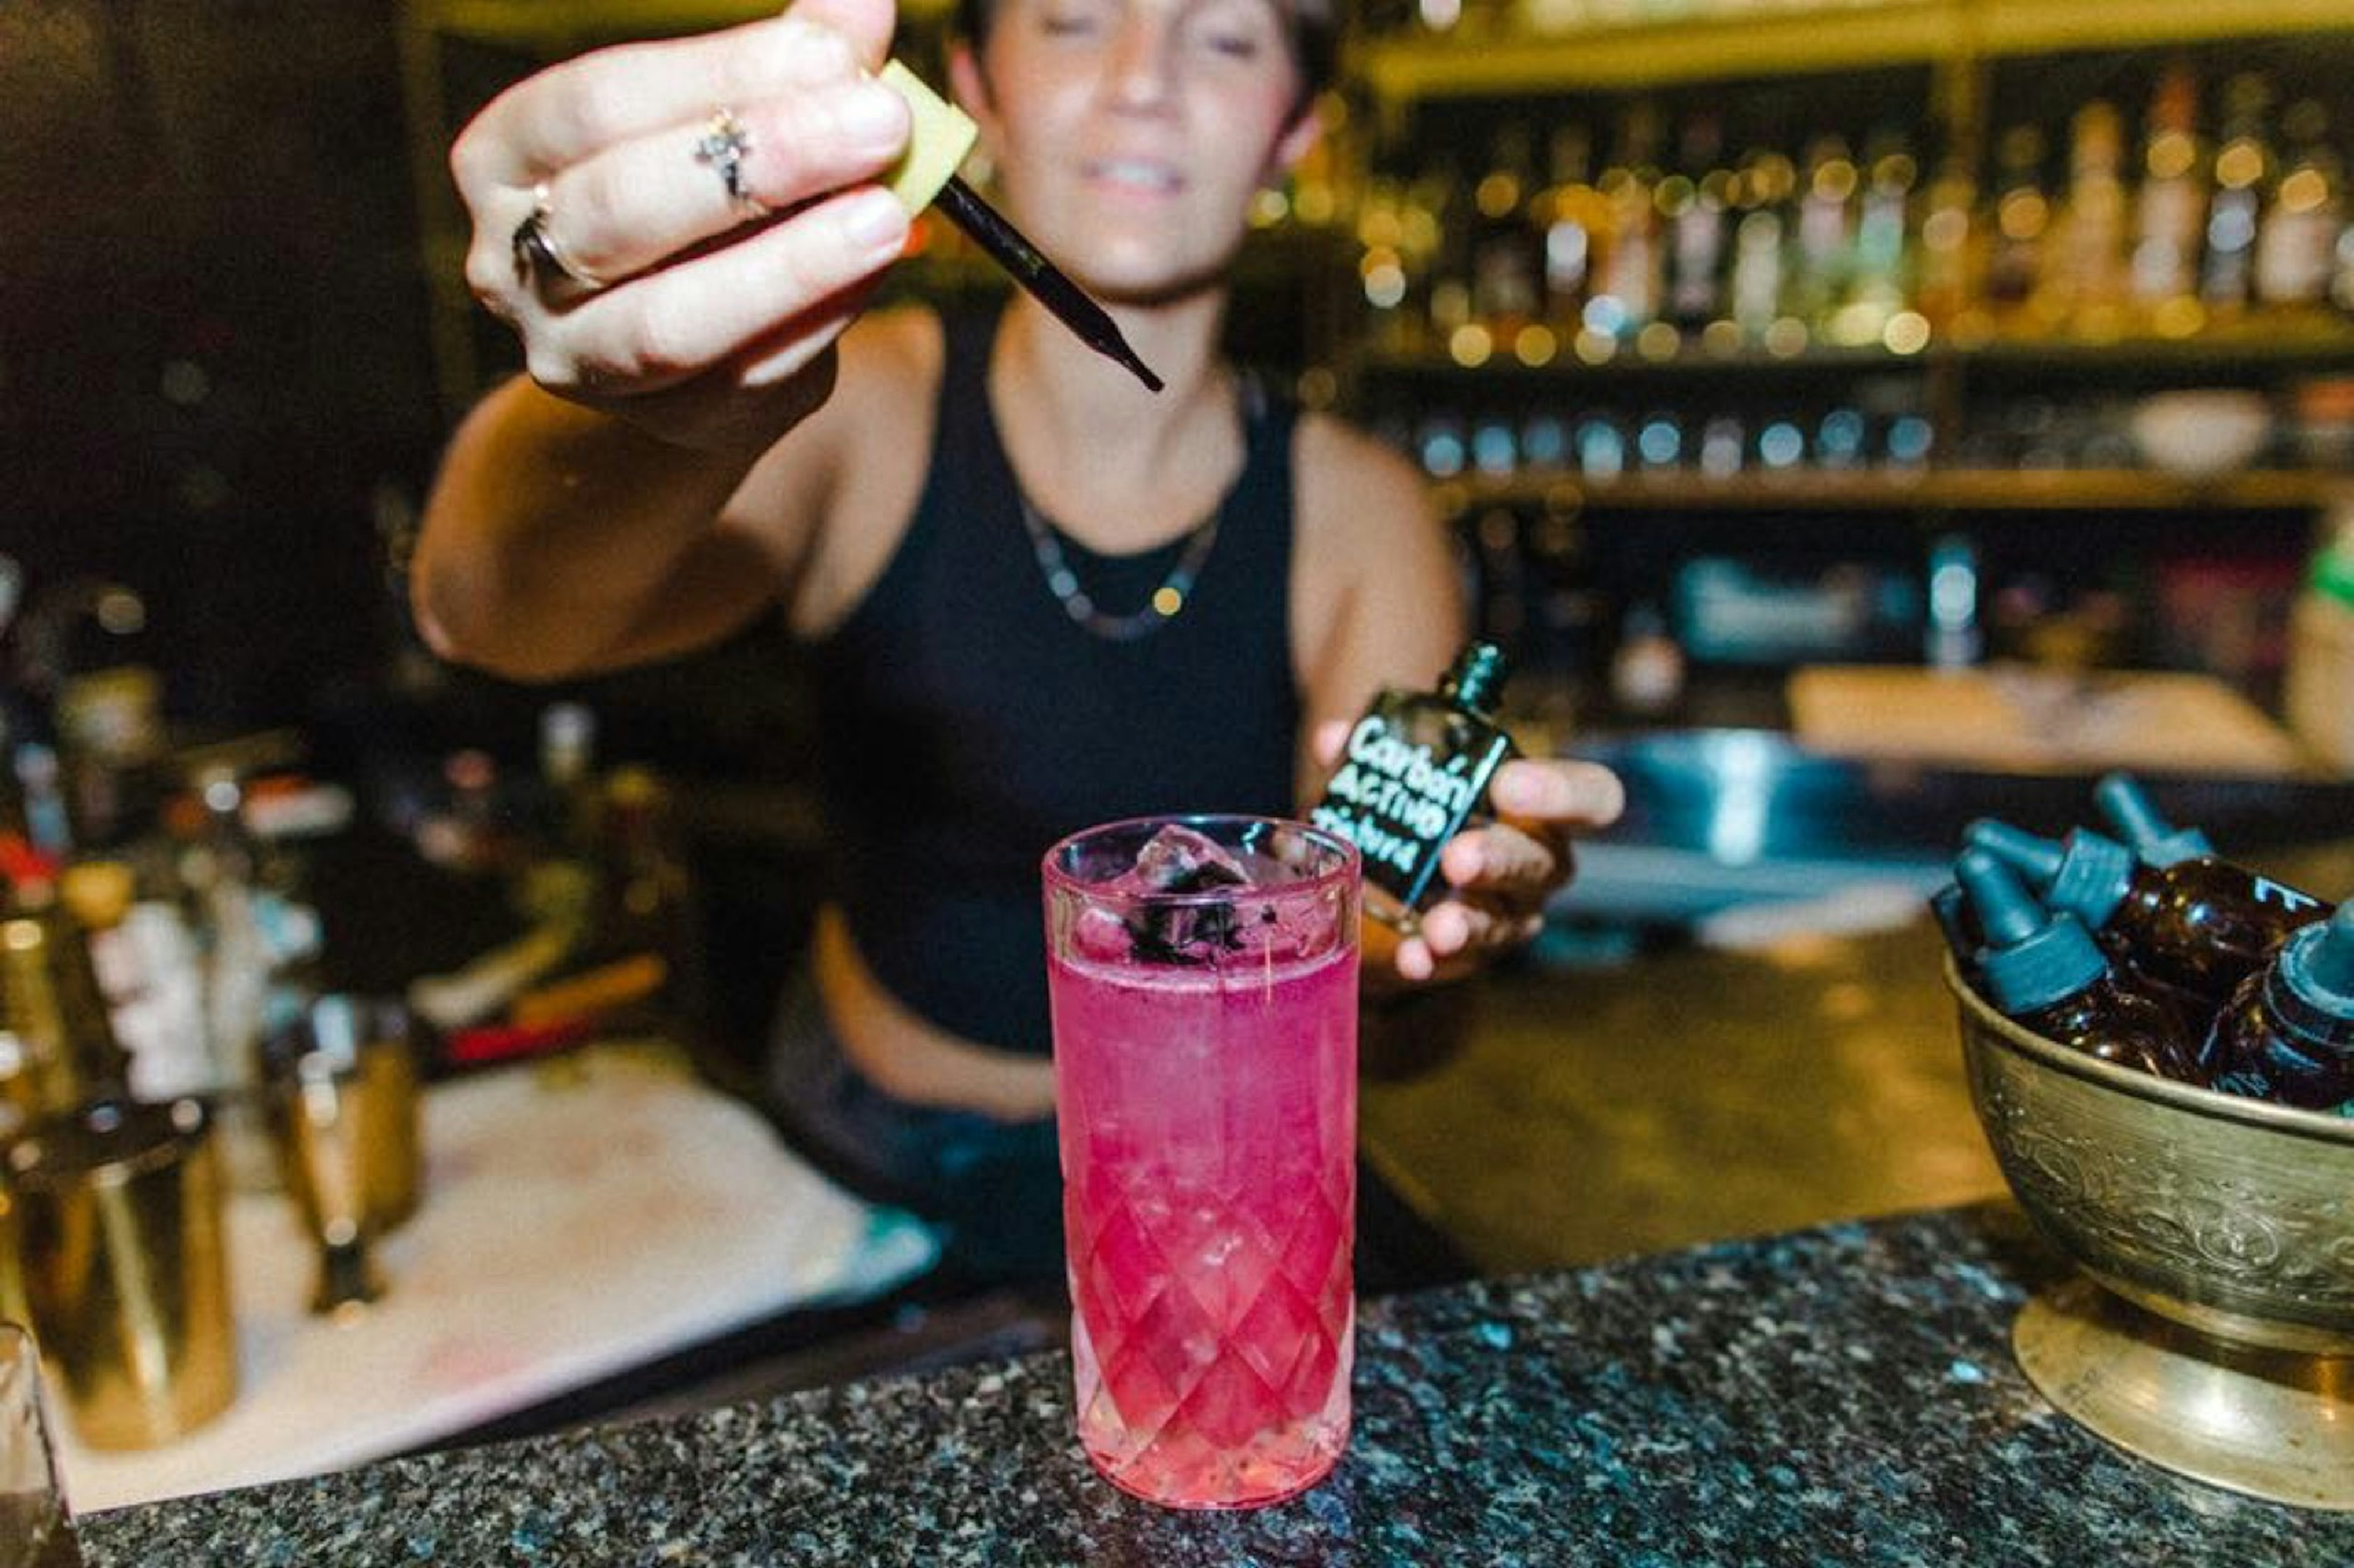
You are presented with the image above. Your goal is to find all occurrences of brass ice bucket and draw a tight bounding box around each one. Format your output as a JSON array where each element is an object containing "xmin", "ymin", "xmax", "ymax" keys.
[{"xmin": 1949, "ymin": 958, "xmax": 2354, "ymax": 1510}]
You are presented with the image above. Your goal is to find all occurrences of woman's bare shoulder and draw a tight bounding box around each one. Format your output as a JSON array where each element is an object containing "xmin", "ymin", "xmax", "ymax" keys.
[
  {"xmin": 1292, "ymin": 409, "xmax": 1436, "ymax": 546},
  {"xmin": 1287, "ymin": 408, "xmax": 1462, "ymax": 721},
  {"xmin": 773, "ymin": 303, "xmax": 951, "ymax": 636}
]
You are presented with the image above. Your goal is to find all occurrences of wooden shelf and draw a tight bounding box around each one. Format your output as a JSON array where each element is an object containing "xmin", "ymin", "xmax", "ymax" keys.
[
  {"xmin": 1433, "ymin": 467, "xmax": 2343, "ymax": 513},
  {"xmin": 1353, "ymin": 320, "xmax": 2354, "ymax": 380},
  {"xmin": 1357, "ymin": 0, "xmax": 2354, "ymax": 100}
]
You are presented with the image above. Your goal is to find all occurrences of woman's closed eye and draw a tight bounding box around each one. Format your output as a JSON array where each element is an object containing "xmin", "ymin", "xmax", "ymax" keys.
[
  {"xmin": 1038, "ymin": 0, "xmax": 1111, "ymax": 39},
  {"xmin": 1184, "ymin": 1, "xmax": 1279, "ymax": 61}
]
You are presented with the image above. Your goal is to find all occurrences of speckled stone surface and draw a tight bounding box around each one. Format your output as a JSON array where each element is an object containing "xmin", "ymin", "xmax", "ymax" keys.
[{"xmin": 78, "ymin": 1203, "xmax": 2353, "ymax": 1566}]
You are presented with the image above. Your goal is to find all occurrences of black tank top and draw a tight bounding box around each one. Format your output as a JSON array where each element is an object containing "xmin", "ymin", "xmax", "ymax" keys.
[{"xmin": 809, "ymin": 308, "xmax": 1301, "ymax": 1055}]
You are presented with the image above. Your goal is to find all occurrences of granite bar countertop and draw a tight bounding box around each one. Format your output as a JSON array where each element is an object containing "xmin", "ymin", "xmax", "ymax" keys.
[{"xmin": 77, "ymin": 1201, "xmax": 2352, "ymax": 1566}]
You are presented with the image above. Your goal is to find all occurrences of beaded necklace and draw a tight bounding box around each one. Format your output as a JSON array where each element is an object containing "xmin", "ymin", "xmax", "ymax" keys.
[
  {"xmin": 1015, "ymin": 493, "xmax": 1222, "ymax": 642},
  {"xmin": 1009, "ymin": 374, "xmax": 1259, "ymax": 643}
]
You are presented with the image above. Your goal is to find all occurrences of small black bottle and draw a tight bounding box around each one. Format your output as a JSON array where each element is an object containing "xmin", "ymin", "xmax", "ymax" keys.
[
  {"xmin": 2202, "ymin": 902, "xmax": 2354, "ymax": 1111},
  {"xmin": 1954, "ymin": 848, "xmax": 2202, "ymax": 1083},
  {"xmin": 1966, "ymin": 815, "xmax": 2329, "ymax": 1004},
  {"xmin": 1310, "ymin": 642, "xmax": 1520, "ymax": 929}
]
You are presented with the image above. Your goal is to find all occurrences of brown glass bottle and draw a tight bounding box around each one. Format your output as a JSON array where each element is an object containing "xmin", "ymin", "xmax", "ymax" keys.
[
  {"xmin": 1310, "ymin": 642, "xmax": 1519, "ymax": 930},
  {"xmin": 1967, "ymin": 816, "xmax": 2329, "ymax": 1003},
  {"xmin": 1954, "ymin": 848, "xmax": 2201, "ymax": 1082},
  {"xmin": 2092, "ymin": 774, "xmax": 2331, "ymax": 994},
  {"xmin": 2201, "ymin": 902, "xmax": 2354, "ymax": 1111}
]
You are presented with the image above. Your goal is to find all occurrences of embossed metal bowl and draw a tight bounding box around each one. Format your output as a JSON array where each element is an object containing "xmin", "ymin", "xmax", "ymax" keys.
[{"xmin": 1949, "ymin": 959, "xmax": 2354, "ymax": 1510}]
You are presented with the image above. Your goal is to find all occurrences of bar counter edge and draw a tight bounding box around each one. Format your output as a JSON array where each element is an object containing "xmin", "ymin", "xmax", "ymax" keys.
[{"xmin": 74, "ymin": 1200, "xmax": 2353, "ymax": 1566}]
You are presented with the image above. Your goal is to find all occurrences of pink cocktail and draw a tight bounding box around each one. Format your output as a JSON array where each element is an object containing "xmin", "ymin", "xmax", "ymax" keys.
[{"xmin": 1042, "ymin": 816, "xmax": 1360, "ymax": 1510}]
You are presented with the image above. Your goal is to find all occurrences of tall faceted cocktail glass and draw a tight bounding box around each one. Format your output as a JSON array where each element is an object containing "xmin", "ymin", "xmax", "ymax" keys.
[{"xmin": 1042, "ymin": 815, "xmax": 1360, "ymax": 1509}]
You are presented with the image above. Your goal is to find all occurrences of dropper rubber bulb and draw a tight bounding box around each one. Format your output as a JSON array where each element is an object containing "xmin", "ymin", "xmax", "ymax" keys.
[
  {"xmin": 1956, "ymin": 848, "xmax": 2046, "ymax": 948},
  {"xmin": 2094, "ymin": 772, "xmax": 2214, "ymax": 867},
  {"xmin": 1964, "ymin": 820, "xmax": 2065, "ymax": 883}
]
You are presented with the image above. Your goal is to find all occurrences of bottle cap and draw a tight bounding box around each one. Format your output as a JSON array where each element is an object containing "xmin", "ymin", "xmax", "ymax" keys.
[
  {"xmin": 1967, "ymin": 819, "xmax": 2135, "ymax": 931},
  {"xmin": 2269, "ymin": 899, "xmax": 2354, "ymax": 1031},
  {"xmin": 2093, "ymin": 773, "xmax": 2213, "ymax": 867},
  {"xmin": 1441, "ymin": 642, "xmax": 1512, "ymax": 717},
  {"xmin": 1955, "ymin": 848, "xmax": 2108, "ymax": 1013}
]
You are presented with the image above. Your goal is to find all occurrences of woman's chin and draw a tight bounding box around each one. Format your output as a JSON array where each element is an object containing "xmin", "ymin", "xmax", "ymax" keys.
[{"xmin": 1063, "ymin": 246, "xmax": 1243, "ymax": 311}]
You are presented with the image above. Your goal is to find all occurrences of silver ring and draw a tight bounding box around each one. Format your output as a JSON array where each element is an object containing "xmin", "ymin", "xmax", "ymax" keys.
[
  {"xmin": 693, "ymin": 108, "xmax": 763, "ymax": 216},
  {"xmin": 511, "ymin": 185, "xmax": 600, "ymax": 292}
]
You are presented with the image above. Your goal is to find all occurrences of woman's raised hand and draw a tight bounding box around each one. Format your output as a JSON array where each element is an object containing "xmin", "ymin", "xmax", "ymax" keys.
[{"xmin": 450, "ymin": 0, "xmax": 912, "ymax": 451}]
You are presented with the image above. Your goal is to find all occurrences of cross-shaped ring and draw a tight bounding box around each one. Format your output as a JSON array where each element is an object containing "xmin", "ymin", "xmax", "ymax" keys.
[{"xmin": 693, "ymin": 109, "xmax": 763, "ymax": 216}]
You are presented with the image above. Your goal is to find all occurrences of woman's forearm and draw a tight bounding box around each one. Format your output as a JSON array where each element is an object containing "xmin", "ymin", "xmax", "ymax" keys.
[{"xmin": 410, "ymin": 378, "xmax": 771, "ymax": 682}]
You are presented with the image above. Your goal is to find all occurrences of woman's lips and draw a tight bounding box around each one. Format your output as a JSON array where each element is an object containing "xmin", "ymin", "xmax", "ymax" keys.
[{"xmin": 1084, "ymin": 156, "xmax": 1184, "ymax": 194}]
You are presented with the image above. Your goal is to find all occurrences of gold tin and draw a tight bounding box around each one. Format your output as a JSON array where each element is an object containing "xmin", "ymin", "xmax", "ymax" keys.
[
  {"xmin": 5, "ymin": 1098, "xmax": 237, "ymax": 1450},
  {"xmin": 1950, "ymin": 959, "xmax": 2354, "ymax": 1510},
  {"xmin": 265, "ymin": 997, "xmax": 422, "ymax": 1314},
  {"xmin": 268, "ymin": 996, "xmax": 421, "ymax": 1237}
]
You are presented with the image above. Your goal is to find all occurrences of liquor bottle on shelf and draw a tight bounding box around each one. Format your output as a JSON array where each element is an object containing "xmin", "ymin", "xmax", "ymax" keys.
[
  {"xmin": 1354, "ymin": 176, "xmax": 1420, "ymax": 357},
  {"xmin": 1574, "ymin": 409, "xmax": 1627, "ymax": 478},
  {"xmin": 2129, "ymin": 61, "xmax": 2207, "ymax": 324},
  {"xmin": 2334, "ymin": 224, "xmax": 2354, "ymax": 314},
  {"xmin": 2200, "ymin": 73, "xmax": 2275, "ymax": 317},
  {"xmin": 1914, "ymin": 154, "xmax": 1978, "ymax": 332},
  {"xmin": 1952, "ymin": 848, "xmax": 2202, "ymax": 1083},
  {"xmin": 1835, "ymin": 134, "xmax": 1916, "ymax": 344},
  {"xmin": 2043, "ymin": 100, "xmax": 2130, "ymax": 332},
  {"xmin": 1589, "ymin": 101, "xmax": 1666, "ymax": 344},
  {"xmin": 1469, "ymin": 123, "xmax": 1544, "ymax": 342},
  {"xmin": 1789, "ymin": 135, "xmax": 1859, "ymax": 330},
  {"xmin": 1663, "ymin": 112, "xmax": 1731, "ymax": 335},
  {"xmin": 1984, "ymin": 125, "xmax": 2052, "ymax": 314},
  {"xmin": 1537, "ymin": 124, "xmax": 1603, "ymax": 336},
  {"xmin": 2201, "ymin": 902, "xmax": 2354, "ymax": 1111},
  {"xmin": 1419, "ymin": 156, "xmax": 1476, "ymax": 357},
  {"xmin": 1727, "ymin": 150, "xmax": 1796, "ymax": 343},
  {"xmin": 2254, "ymin": 98, "xmax": 2342, "ymax": 310}
]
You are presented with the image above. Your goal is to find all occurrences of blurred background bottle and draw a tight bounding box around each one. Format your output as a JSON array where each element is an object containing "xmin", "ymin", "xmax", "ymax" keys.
[
  {"xmin": 2200, "ymin": 72, "xmax": 2275, "ymax": 316},
  {"xmin": 2130, "ymin": 61, "xmax": 2208, "ymax": 329}
]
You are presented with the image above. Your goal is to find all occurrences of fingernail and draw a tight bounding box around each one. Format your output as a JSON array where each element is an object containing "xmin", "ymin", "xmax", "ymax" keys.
[
  {"xmin": 839, "ymin": 188, "xmax": 908, "ymax": 253},
  {"xmin": 838, "ymin": 83, "xmax": 906, "ymax": 153}
]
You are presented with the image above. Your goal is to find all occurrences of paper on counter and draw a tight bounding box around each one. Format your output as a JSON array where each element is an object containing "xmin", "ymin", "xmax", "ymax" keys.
[{"xmin": 59, "ymin": 1041, "xmax": 937, "ymax": 1512}]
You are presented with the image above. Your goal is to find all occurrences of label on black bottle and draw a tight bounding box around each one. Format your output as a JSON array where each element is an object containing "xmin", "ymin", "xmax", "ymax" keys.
[{"xmin": 1311, "ymin": 711, "xmax": 1514, "ymax": 920}]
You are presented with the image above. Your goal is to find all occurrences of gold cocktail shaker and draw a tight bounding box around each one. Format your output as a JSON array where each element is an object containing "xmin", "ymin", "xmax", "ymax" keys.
[{"xmin": 4, "ymin": 1097, "xmax": 236, "ymax": 1450}]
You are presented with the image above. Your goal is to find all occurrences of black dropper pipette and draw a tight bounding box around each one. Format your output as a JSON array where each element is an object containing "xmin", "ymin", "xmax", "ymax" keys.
[{"xmin": 932, "ymin": 177, "xmax": 1164, "ymax": 393}]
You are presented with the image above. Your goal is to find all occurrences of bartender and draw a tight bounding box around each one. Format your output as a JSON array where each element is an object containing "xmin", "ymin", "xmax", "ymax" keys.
[{"xmin": 411, "ymin": 0, "xmax": 1626, "ymax": 1283}]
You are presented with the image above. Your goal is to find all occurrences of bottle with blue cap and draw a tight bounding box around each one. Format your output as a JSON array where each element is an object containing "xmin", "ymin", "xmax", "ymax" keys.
[
  {"xmin": 1965, "ymin": 808, "xmax": 2329, "ymax": 1005},
  {"xmin": 1927, "ymin": 881, "xmax": 1979, "ymax": 979},
  {"xmin": 2201, "ymin": 902, "xmax": 2354, "ymax": 1111},
  {"xmin": 1953, "ymin": 848, "xmax": 2201, "ymax": 1081}
]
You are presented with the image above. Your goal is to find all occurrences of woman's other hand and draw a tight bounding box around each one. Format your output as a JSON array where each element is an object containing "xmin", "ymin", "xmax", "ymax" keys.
[{"xmin": 449, "ymin": 0, "xmax": 913, "ymax": 452}]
